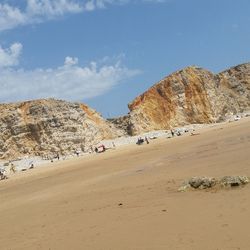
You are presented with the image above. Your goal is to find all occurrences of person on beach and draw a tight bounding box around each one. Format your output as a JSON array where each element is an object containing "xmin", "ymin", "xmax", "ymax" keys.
[
  {"xmin": 94, "ymin": 145, "xmax": 106, "ymax": 153},
  {"xmin": 136, "ymin": 137, "xmax": 144, "ymax": 145},
  {"xmin": 171, "ymin": 130, "xmax": 175, "ymax": 137},
  {"xmin": 29, "ymin": 161, "xmax": 34, "ymax": 168},
  {"xmin": 99, "ymin": 145, "xmax": 106, "ymax": 152},
  {"xmin": 145, "ymin": 137, "xmax": 149, "ymax": 144},
  {"xmin": 10, "ymin": 163, "xmax": 16, "ymax": 174}
]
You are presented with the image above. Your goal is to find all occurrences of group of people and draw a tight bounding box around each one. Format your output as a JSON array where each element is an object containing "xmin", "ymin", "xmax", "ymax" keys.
[
  {"xmin": 171, "ymin": 129, "xmax": 184, "ymax": 137},
  {"xmin": 49, "ymin": 144, "xmax": 113, "ymax": 161},
  {"xmin": 93, "ymin": 142, "xmax": 116, "ymax": 153},
  {"xmin": 0, "ymin": 128, "xmax": 192, "ymax": 182},
  {"xmin": 51, "ymin": 149, "xmax": 81, "ymax": 162},
  {"xmin": 0, "ymin": 162, "xmax": 18, "ymax": 181},
  {"xmin": 135, "ymin": 129, "xmax": 187, "ymax": 146},
  {"xmin": 136, "ymin": 137, "xmax": 149, "ymax": 145},
  {"xmin": 0, "ymin": 142, "xmax": 115, "ymax": 181}
]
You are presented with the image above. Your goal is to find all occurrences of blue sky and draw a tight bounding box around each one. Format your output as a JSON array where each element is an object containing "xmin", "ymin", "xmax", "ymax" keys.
[{"xmin": 0, "ymin": 0, "xmax": 249, "ymax": 117}]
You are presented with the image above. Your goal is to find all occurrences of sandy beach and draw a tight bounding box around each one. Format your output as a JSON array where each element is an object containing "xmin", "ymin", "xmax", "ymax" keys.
[{"xmin": 0, "ymin": 117, "xmax": 250, "ymax": 250}]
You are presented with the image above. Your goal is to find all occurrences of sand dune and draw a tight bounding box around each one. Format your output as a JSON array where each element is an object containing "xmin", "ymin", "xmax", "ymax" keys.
[{"xmin": 0, "ymin": 118, "xmax": 250, "ymax": 250}]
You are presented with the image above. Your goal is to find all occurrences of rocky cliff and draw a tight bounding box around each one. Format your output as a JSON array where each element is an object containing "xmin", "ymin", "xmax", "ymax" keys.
[
  {"xmin": 0, "ymin": 99, "xmax": 124, "ymax": 160},
  {"xmin": 1, "ymin": 63, "xmax": 249, "ymax": 160},
  {"xmin": 113, "ymin": 63, "xmax": 250, "ymax": 135}
]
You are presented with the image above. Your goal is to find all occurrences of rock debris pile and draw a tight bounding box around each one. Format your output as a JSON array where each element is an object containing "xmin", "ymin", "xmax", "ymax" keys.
[{"xmin": 179, "ymin": 176, "xmax": 250, "ymax": 191}]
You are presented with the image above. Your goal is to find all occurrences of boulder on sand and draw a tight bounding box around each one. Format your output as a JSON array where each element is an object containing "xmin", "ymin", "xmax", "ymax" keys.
[
  {"xmin": 188, "ymin": 177, "xmax": 217, "ymax": 189},
  {"xmin": 179, "ymin": 176, "xmax": 249, "ymax": 191},
  {"xmin": 219, "ymin": 176, "xmax": 249, "ymax": 187}
]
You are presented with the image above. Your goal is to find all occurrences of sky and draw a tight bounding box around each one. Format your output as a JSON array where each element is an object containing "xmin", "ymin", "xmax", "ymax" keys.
[{"xmin": 0, "ymin": 0, "xmax": 250, "ymax": 117}]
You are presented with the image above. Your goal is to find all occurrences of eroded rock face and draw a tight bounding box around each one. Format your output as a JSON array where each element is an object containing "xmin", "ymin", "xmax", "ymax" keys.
[
  {"xmin": 120, "ymin": 63, "xmax": 250, "ymax": 135},
  {"xmin": 0, "ymin": 99, "xmax": 124, "ymax": 160}
]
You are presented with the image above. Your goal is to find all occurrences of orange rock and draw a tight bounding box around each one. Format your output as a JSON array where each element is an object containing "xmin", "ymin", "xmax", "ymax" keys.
[{"xmin": 123, "ymin": 63, "xmax": 250, "ymax": 135}]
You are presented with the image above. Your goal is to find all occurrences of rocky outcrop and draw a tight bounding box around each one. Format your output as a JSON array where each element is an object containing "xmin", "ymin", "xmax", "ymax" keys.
[
  {"xmin": 1, "ymin": 63, "xmax": 250, "ymax": 160},
  {"xmin": 179, "ymin": 176, "xmax": 249, "ymax": 191},
  {"xmin": 215, "ymin": 63, "xmax": 250, "ymax": 119},
  {"xmin": 108, "ymin": 115, "xmax": 133, "ymax": 135},
  {"xmin": 220, "ymin": 176, "xmax": 250, "ymax": 187},
  {"xmin": 115, "ymin": 63, "xmax": 250, "ymax": 135},
  {"xmin": 0, "ymin": 99, "xmax": 124, "ymax": 160}
]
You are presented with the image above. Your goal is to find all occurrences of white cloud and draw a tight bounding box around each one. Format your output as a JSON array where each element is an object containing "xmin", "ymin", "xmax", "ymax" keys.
[
  {"xmin": 0, "ymin": 55, "xmax": 141, "ymax": 102},
  {"xmin": 0, "ymin": 0, "xmax": 83, "ymax": 32},
  {"xmin": 64, "ymin": 56, "xmax": 78, "ymax": 66},
  {"xmin": 0, "ymin": 0, "xmax": 168, "ymax": 32},
  {"xmin": 0, "ymin": 43, "xmax": 23, "ymax": 68},
  {"xmin": 0, "ymin": 4, "xmax": 27, "ymax": 32},
  {"xmin": 26, "ymin": 0, "xmax": 83, "ymax": 17}
]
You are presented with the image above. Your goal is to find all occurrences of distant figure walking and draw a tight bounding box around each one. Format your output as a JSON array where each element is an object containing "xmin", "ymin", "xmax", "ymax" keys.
[
  {"xmin": 145, "ymin": 137, "xmax": 149, "ymax": 144},
  {"xmin": 29, "ymin": 161, "xmax": 34, "ymax": 169},
  {"xmin": 10, "ymin": 163, "xmax": 16, "ymax": 174},
  {"xmin": 171, "ymin": 130, "xmax": 175, "ymax": 137}
]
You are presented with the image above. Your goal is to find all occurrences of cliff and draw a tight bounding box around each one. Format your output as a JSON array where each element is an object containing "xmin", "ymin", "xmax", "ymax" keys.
[
  {"xmin": 113, "ymin": 63, "xmax": 250, "ymax": 135},
  {"xmin": 0, "ymin": 99, "xmax": 124, "ymax": 160},
  {"xmin": 1, "ymin": 63, "xmax": 250, "ymax": 160}
]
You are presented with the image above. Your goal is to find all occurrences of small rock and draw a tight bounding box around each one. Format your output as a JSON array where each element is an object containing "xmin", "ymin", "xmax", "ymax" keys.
[
  {"xmin": 178, "ymin": 183, "xmax": 191, "ymax": 192},
  {"xmin": 200, "ymin": 177, "xmax": 217, "ymax": 189},
  {"xmin": 189, "ymin": 177, "xmax": 203, "ymax": 188}
]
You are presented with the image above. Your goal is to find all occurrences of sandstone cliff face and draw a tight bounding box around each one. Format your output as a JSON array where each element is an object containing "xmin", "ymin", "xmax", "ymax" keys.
[
  {"xmin": 117, "ymin": 63, "xmax": 250, "ymax": 135},
  {"xmin": 0, "ymin": 99, "xmax": 124, "ymax": 160}
]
